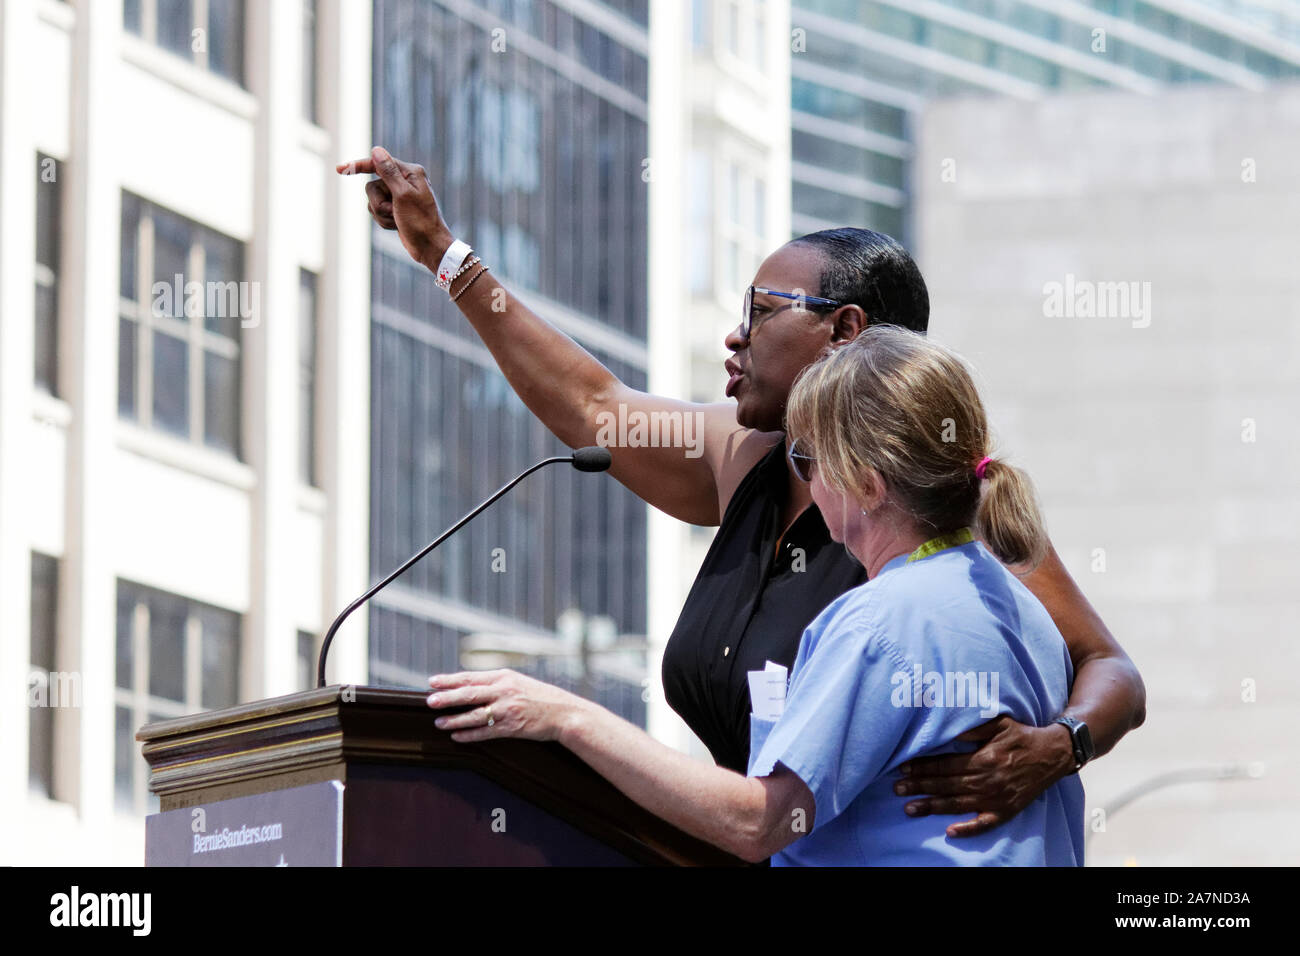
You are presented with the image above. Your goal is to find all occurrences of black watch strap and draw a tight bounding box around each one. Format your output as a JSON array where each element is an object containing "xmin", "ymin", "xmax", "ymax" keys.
[{"xmin": 1052, "ymin": 716, "xmax": 1095, "ymax": 770}]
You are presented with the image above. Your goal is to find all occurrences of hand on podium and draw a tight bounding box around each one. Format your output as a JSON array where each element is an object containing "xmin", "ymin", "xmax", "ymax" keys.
[{"xmin": 427, "ymin": 669, "xmax": 582, "ymax": 743}]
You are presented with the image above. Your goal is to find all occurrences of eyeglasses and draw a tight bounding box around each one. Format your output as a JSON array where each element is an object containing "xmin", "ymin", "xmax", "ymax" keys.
[
  {"xmin": 788, "ymin": 438, "xmax": 817, "ymax": 483},
  {"xmin": 742, "ymin": 285, "xmax": 841, "ymax": 342}
]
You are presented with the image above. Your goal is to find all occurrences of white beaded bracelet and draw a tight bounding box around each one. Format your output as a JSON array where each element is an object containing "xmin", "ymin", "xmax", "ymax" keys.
[{"xmin": 449, "ymin": 255, "xmax": 480, "ymax": 286}]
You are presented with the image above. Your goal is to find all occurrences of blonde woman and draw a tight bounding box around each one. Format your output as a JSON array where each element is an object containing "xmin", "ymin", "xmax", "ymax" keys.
[{"xmin": 427, "ymin": 327, "xmax": 1090, "ymax": 865}]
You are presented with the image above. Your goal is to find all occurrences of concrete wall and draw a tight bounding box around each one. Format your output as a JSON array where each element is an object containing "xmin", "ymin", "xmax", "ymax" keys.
[{"xmin": 916, "ymin": 82, "xmax": 1300, "ymax": 865}]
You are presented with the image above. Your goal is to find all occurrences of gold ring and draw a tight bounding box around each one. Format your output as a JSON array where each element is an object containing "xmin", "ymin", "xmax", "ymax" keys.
[{"xmin": 485, "ymin": 706, "xmax": 494, "ymax": 727}]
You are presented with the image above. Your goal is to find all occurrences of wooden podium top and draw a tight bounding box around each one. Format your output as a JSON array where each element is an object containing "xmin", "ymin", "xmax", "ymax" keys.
[{"xmin": 138, "ymin": 685, "xmax": 745, "ymax": 866}]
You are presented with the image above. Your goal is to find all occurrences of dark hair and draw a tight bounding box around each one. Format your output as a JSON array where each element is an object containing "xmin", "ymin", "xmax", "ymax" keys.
[{"xmin": 790, "ymin": 228, "xmax": 929, "ymax": 334}]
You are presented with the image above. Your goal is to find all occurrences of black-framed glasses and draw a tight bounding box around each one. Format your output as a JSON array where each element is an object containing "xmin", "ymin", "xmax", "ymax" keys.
[
  {"xmin": 788, "ymin": 438, "xmax": 817, "ymax": 483},
  {"xmin": 742, "ymin": 285, "xmax": 841, "ymax": 341}
]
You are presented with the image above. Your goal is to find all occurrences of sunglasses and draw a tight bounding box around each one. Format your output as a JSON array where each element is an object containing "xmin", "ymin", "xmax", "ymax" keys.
[{"xmin": 787, "ymin": 438, "xmax": 817, "ymax": 483}]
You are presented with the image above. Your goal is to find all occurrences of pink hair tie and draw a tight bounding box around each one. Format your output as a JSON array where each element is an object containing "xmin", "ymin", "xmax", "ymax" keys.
[{"xmin": 975, "ymin": 456, "xmax": 993, "ymax": 481}]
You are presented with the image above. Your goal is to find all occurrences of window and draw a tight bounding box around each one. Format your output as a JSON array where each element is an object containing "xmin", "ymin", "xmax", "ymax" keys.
[
  {"xmin": 701, "ymin": 0, "xmax": 766, "ymax": 67},
  {"xmin": 114, "ymin": 580, "xmax": 241, "ymax": 815},
  {"xmin": 928, "ymin": 22, "xmax": 990, "ymax": 65},
  {"xmin": 297, "ymin": 630, "xmax": 316, "ymax": 692},
  {"xmin": 791, "ymin": 79, "xmax": 908, "ymax": 140},
  {"xmin": 119, "ymin": 193, "xmax": 244, "ymax": 458},
  {"xmin": 35, "ymin": 155, "xmax": 61, "ymax": 394},
  {"xmin": 691, "ymin": 0, "xmax": 710, "ymax": 48},
  {"xmin": 124, "ymin": 0, "xmax": 245, "ymax": 85},
  {"xmin": 725, "ymin": 0, "xmax": 740, "ymax": 56},
  {"xmin": 368, "ymin": 608, "xmax": 463, "ymax": 689},
  {"xmin": 727, "ymin": 161, "xmax": 741, "ymax": 225},
  {"xmin": 688, "ymin": 150, "xmax": 713, "ymax": 295},
  {"xmin": 794, "ymin": 182, "xmax": 904, "ymax": 240},
  {"xmin": 299, "ymin": 269, "xmax": 318, "ymax": 486},
  {"xmin": 793, "ymin": 130, "xmax": 906, "ymax": 187},
  {"xmin": 992, "ymin": 44, "xmax": 1058, "ymax": 86},
  {"xmin": 303, "ymin": 0, "xmax": 318, "ymax": 123},
  {"xmin": 29, "ymin": 554, "xmax": 60, "ymax": 797},
  {"xmin": 864, "ymin": 2, "xmax": 922, "ymax": 42},
  {"xmin": 719, "ymin": 160, "xmax": 767, "ymax": 296},
  {"xmin": 448, "ymin": 82, "xmax": 542, "ymax": 195}
]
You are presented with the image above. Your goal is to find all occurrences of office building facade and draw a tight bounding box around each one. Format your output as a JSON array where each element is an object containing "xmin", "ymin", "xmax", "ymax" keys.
[
  {"xmin": 366, "ymin": 0, "xmax": 652, "ymax": 723},
  {"xmin": 790, "ymin": 0, "xmax": 1300, "ymax": 244}
]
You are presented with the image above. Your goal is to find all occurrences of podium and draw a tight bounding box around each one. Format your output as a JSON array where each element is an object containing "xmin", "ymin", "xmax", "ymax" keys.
[{"xmin": 137, "ymin": 685, "xmax": 744, "ymax": 866}]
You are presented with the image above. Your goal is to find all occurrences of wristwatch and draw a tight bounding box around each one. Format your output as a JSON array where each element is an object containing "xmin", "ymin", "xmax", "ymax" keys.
[{"xmin": 1052, "ymin": 715, "xmax": 1095, "ymax": 770}]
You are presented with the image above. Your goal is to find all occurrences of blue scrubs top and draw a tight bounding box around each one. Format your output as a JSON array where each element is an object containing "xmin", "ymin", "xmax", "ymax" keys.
[{"xmin": 747, "ymin": 538, "xmax": 1085, "ymax": 866}]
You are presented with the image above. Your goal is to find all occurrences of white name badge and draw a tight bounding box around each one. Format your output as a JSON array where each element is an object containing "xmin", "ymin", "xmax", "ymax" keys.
[{"xmin": 748, "ymin": 659, "xmax": 788, "ymax": 721}]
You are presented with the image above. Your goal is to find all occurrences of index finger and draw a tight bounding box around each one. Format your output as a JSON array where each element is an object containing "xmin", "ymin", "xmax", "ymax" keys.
[
  {"xmin": 427, "ymin": 671, "xmax": 495, "ymax": 690},
  {"xmin": 336, "ymin": 157, "xmax": 377, "ymax": 175}
]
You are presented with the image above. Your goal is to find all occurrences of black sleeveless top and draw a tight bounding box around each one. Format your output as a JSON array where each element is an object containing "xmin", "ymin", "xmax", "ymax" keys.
[{"xmin": 662, "ymin": 441, "xmax": 869, "ymax": 774}]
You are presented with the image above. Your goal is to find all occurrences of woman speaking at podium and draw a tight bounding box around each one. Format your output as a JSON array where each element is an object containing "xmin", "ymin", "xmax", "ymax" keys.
[
  {"xmin": 429, "ymin": 327, "xmax": 1084, "ymax": 864},
  {"xmin": 340, "ymin": 148, "xmax": 1144, "ymax": 847}
]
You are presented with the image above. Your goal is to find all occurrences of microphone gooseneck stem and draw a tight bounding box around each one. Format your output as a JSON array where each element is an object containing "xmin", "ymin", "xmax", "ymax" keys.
[{"xmin": 316, "ymin": 456, "xmax": 575, "ymax": 688}]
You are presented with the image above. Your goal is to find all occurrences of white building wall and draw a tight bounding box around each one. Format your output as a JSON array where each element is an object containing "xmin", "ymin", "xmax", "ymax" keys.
[
  {"xmin": 0, "ymin": 0, "xmax": 43, "ymax": 856},
  {"xmin": 0, "ymin": 0, "xmax": 372, "ymax": 866},
  {"xmin": 916, "ymin": 81, "xmax": 1300, "ymax": 865}
]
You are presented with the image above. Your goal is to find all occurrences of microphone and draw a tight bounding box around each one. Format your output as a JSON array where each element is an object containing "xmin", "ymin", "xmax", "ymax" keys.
[
  {"xmin": 316, "ymin": 447, "xmax": 612, "ymax": 687},
  {"xmin": 572, "ymin": 445, "xmax": 612, "ymax": 472}
]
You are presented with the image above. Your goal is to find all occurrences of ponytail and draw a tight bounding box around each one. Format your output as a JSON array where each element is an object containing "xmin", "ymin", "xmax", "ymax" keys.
[{"xmin": 974, "ymin": 458, "xmax": 1048, "ymax": 568}]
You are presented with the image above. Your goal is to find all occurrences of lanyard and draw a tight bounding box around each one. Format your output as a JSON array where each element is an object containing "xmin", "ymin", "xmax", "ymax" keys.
[{"xmin": 906, "ymin": 527, "xmax": 973, "ymax": 564}]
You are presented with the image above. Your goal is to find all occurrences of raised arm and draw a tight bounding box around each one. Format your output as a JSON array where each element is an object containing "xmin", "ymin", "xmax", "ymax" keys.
[
  {"xmin": 339, "ymin": 147, "xmax": 772, "ymax": 526},
  {"xmin": 894, "ymin": 541, "xmax": 1146, "ymax": 836}
]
